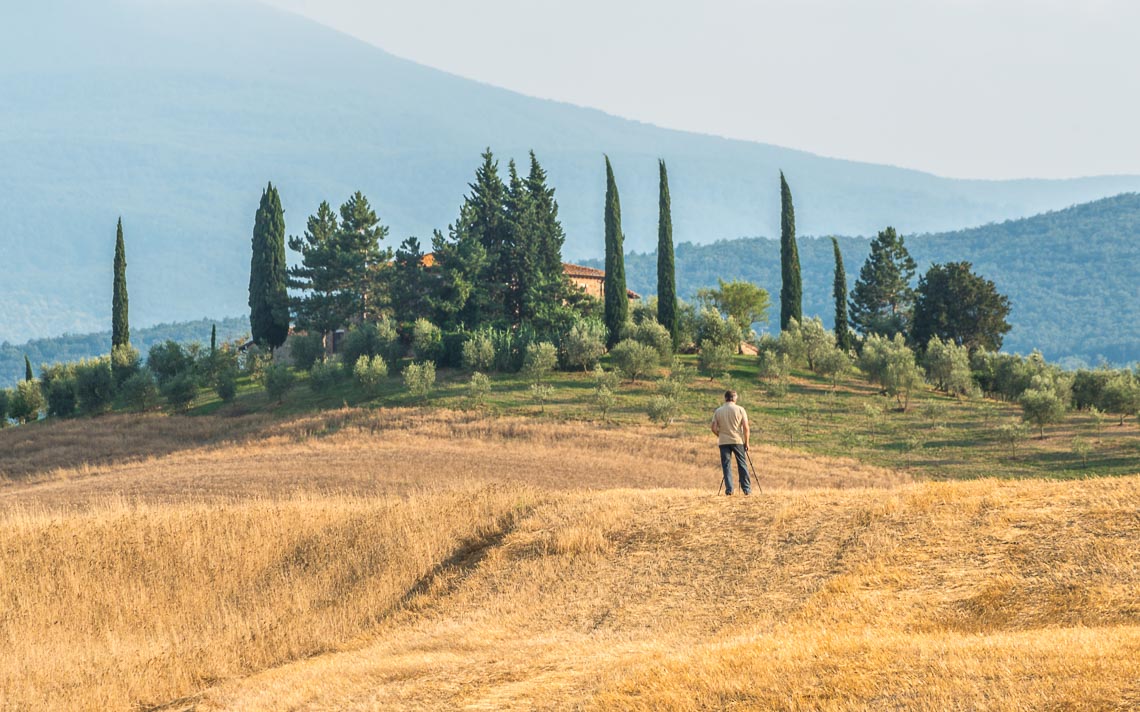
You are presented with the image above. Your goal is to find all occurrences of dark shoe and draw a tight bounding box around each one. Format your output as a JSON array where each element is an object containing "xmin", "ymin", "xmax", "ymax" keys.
[
  {"xmin": 725, "ymin": 491, "xmax": 734, "ymax": 496},
  {"xmin": 743, "ymin": 491, "xmax": 752, "ymax": 496}
]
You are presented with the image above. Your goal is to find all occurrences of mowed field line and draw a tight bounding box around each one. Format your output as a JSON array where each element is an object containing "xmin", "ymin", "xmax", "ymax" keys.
[
  {"xmin": 196, "ymin": 478, "xmax": 1140, "ymax": 711},
  {"xmin": 0, "ymin": 408, "xmax": 908, "ymax": 510}
]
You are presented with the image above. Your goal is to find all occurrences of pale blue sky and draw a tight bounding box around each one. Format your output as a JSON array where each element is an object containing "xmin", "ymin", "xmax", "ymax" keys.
[{"xmin": 260, "ymin": 0, "xmax": 1140, "ymax": 180}]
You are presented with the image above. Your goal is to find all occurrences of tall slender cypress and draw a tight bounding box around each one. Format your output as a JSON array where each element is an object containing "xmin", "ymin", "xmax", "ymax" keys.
[
  {"xmin": 24, "ymin": 355, "xmax": 33, "ymax": 382},
  {"xmin": 779, "ymin": 171, "xmax": 802, "ymax": 330},
  {"xmin": 210, "ymin": 324, "xmax": 217, "ymax": 356},
  {"xmin": 831, "ymin": 237, "xmax": 853, "ymax": 351},
  {"xmin": 656, "ymin": 159, "xmax": 677, "ymax": 346},
  {"xmin": 112, "ymin": 217, "xmax": 129, "ymax": 349},
  {"xmin": 603, "ymin": 156, "xmax": 628, "ymax": 348},
  {"xmin": 248, "ymin": 182, "xmax": 290, "ymax": 349}
]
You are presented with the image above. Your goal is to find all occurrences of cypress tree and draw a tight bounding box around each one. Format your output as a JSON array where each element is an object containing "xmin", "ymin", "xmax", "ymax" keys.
[
  {"xmin": 502, "ymin": 159, "xmax": 540, "ymax": 325},
  {"xmin": 831, "ymin": 237, "xmax": 853, "ymax": 352},
  {"xmin": 656, "ymin": 159, "xmax": 677, "ymax": 346},
  {"xmin": 525, "ymin": 150, "xmax": 569, "ymax": 318},
  {"xmin": 603, "ymin": 156, "xmax": 628, "ymax": 348},
  {"xmin": 779, "ymin": 171, "xmax": 802, "ymax": 330},
  {"xmin": 248, "ymin": 182, "xmax": 290, "ymax": 349},
  {"xmin": 112, "ymin": 217, "xmax": 129, "ymax": 349},
  {"xmin": 24, "ymin": 355, "xmax": 33, "ymax": 382},
  {"xmin": 210, "ymin": 324, "xmax": 217, "ymax": 355}
]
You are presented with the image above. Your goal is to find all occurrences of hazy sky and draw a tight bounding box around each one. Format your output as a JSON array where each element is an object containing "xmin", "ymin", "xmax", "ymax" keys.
[{"xmin": 260, "ymin": 0, "xmax": 1140, "ymax": 180}]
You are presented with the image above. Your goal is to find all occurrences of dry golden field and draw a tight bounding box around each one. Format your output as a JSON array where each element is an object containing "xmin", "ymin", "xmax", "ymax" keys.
[{"xmin": 1, "ymin": 408, "xmax": 1137, "ymax": 710}]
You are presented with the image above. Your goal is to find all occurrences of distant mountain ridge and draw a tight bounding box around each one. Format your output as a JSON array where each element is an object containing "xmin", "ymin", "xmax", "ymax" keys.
[
  {"xmin": 5, "ymin": 0, "xmax": 1140, "ymax": 342},
  {"xmin": 609, "ymin": 193, "xmax": 1140, "ymax": 364}
]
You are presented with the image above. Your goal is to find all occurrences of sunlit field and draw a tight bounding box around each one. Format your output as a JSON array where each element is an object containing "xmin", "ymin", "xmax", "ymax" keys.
[{"xmin": 1, "ymin": 406, "xmax": 1137, "ymax": 710}]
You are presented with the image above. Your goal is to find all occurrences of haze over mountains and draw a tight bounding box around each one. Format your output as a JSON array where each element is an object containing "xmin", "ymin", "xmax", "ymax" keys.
[{"xmin": 4, "ymin": 0, "xmax": 1140, "ymax": 343}]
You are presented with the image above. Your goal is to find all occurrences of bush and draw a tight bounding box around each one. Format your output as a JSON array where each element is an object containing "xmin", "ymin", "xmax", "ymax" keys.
[
  {"xmin": 289, "ymin": 333, "xmax": 326, "ymax": 371},
  {"xmin": 1019, "ymin": 374, "xmax": 1068, "ymax": 437},
  {"xmin": 45, "ymin": 375, "xmax": 78, "ymax": 417},
  {"xmin": 111, "ymin": 344, "xmax": 141, "ymax": 387},
  {"xmin": 353, "ymin": 354, "xmax": 389, "ymax": 395},
  {"xmin": 695, "ymin": 307, "xmax": 743, "ymax": 351},
  {"xmin": 341, "ymin": 319, "xmax": 400, "ymax": 369},
  {"xmin": 647, "ymin": 395, "xmax": 680, "ymax": 427},
  {"xmin": 162, "ymin": 372, "xmax": 199, "ymax": 412},
  {"xmin": 74, "ymin": 358, "xmax": 115, "ymax": 415},
  {"xmin": 858, "ymin": 333, "xmax": 924, "ymax": 411},
  {"xmin": 592, "ymin": 363, "xmax": 620, "ymax": 392},
  {"xmin": 412, "ymin": 318, "xmax": 443, "ymax": 362},
  {"xmin": 924, "ymin": 336, "xmax": 974, "ymax": 397},
  {"xmin": 632, "ymin": 319, "xmax": 673, "ymax": 361},
  {"xmin": 462, "ymin": 331, "xmax": 496, "ymax": 372},
  {"xmin": 815, "ymin": 347, "xmax": 852, "ymax": 389},
  {"xmin": 121, "ymin": 370, "xmax": 161, "ymax": 411},
  {"xmin": 593, "ymin": 384, "xmax": 616, "ymax": 420},
  {"xmin": 467, "ymin": 371, "xmax": 492, "ymax": 410},
  {"xmin": 214, "ymin": 368, "xmax": 238, "ymax": 403},
  {"xmin": 309, "ymin": 359, "xmax": 340, "ymax": 394},
  {"xmin": 9, "ymin": 380, "xmax": 43, "ymax": 423},
  {"xmin": 610, "ymin": 339, "xmax": 659, "ymax": 382},
  {"xmin": 240, "ymin": 343, "xmax": 272, "ymax": 381},
  {"xmin": 562, "ymin": 319, "xmax": 606, "ymax": 372},
  {"xmin": 698, "ymin": 342, "xmax": 735, "ymax": 379},
  {"xmin": 522, "ymin": 342, "xmax": 558, "ymax": 384},
  {"xmin": 262, "ymin": 364, "xmax": 295, "ymax": 403},
  {"xmin": 403, "ymin": 361, "xmax": 436, "ymax": 400},
  {"xmin": 530, "ymin": 383, "xmax": 554, "ymax": 412},
  {"xmin": 439, "ymin": 330, "xmax": 468, "ymax": 369},
  {"xmin": 147, "ymin": 340, "xmax": 193, "ymax": 384}
]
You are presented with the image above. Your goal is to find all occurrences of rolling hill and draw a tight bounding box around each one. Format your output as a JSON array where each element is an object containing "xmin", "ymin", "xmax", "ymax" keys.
[
  {"xmin": 6, "ymin": 0, "xmax": 1140, "ymax": 343},
  {"xmin": 614, "ymin": 193, "xmax": 1140, "ymax": 364}
]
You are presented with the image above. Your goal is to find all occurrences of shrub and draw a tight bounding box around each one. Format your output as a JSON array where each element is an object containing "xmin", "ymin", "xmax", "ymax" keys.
[
  {"xmin": 439, "ymin": 330, "xmax": 468, "ymax": 369},
  {"xmin": 341, "ymin": 319, "xmax": 400, "ymax": 369},
  {"xmin": 111, "ymin": 344, "xmax": 141, "ymax": 387},
  {"xmin": 522, "ymin": 342, "xmax": 558, "ymax": 384},
  {"xmin": 592, "ymin": 363, "xmax": 620, "ymax": 392},
  {"xmin": 462, "ymin": 331, "xmax": 496, "ymax": 372},
  {"xmin": 562, "ymin": 319, "xmax": 606, "ymax": 372},
  {"xmin": 214, "ymin": 368, "xmax": 238, "ymax": 403},
  {"xmin": 610, "ymin": 339, "xmax": 659, "ymax": 382},
  {"xmin": 262, "ymin": 364, "xmax": 295, "ymax": 403},
  {"xmin": 147, "ymin": 340, "xmax": 193, "ymax": 384},
  {"xmin": 698, "ymin": 342, "xmax": 734, "ymax": 379},
  {"xmin": 997, "ymin": 420, "xmax": 1029, "ymax": 454},
  {"xmin": 121, "ymin": 370, "xmax": 161, "ymax": 411},
  {"xmin": 530, "ymin": 383, "xmax": 554, "ymax": 412},
  {"xmin": 593, "ymin": 385, "xmax": 616, "ymax": 420},
  {"xmin": 45, "ymin": 375, "xmax": 78, "ymax": 417},
  {"xmin": 353, "ymin": 354, "xmax": 389, "ymax": 395},
  {"xmin": 74, "ymin": 358, "xmax": 115, "ymax": 415},
  {"xmin": 162, "ymin": 373, "xmax": 199, "ymax": 412},
  {"xmin": 632, "ymin": 319, "xmax": 673, "ymax": 361},
  {"xmin": 647, "ymin": 395, "xmax": 679, "ymax": 427},
  {"xmin": 695, "ymin": 307, "xmax": 743, "ymax": 350},
  {"xmin": 9, "ymin": 380, "xmax": 43, "ymax": 423},
  {"xmin": 412, "ymin": 318, "xmax": 443, "ymax": 362},
  {"xmin": 467, "ymin": 371, "xmax": 491, "ymax": 410},
  {"xmin": 403, "ymin": 361, "xmax": 436, "ymax": 400},
  {"xmin": 309, "ymin": 360, "xmax": 340, "ymax": 394},
  {"xmin": 289, "ymin": 333, "xmax": 326, "ymax": 371},
  {"xmin": 815, "ymin": 347, "xmax": 852, "ymax": 389}
]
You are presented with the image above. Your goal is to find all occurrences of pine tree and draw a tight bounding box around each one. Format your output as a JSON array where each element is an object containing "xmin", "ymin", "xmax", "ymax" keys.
[
  {"xmin": 831, "ymin": 237, "xmax": 853, "ymax": 352},
  {"xmin": 849, "ymin": 226, "xmax": 917, "ymax": 338},
  {"xmin": 469, "ymin": 148, "xmax": 509, "ymax": 315},
  {"xmin": 112, "ymin": 217, "xmax": 129, "ymax": 349},
  {"xmin": 392, "ymin": 236, "xmax": 431, "ymax": 322},
  {"xmin": 603, "ymin": 156, "xmax": 628, "ymax": 348},
  {"xmin": 288, "ymin": 201, "xmax": 348, "ymax": 337},
  {"xmin": 525, "ymin": 151, "xmax": 569, "ymax": 311},
  {"xmin": 779, "ymin": 171, "xmax": 802, "ymax": 330},
  {"xmin": 24, "ymin": 355, "xmax": 33, "ymax": 382},
  {"xmin": 336, "ymin": 191, "xmax": 392, "ymax": 321},
  {"xmin": 656, "ymin": 159, "xmax": 677, "ymax": 346},
  {"xmin": 503, "ymin": 159, "xmax": 541, "ymax": 325},
  {"xmin": 249, "ymin": 182, "xmax": 290, "ymax": 349}
]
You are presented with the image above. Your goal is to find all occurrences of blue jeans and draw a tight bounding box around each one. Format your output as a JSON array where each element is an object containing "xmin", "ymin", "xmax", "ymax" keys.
[{"xmin": 719, "ymin": 444, "xmax": 751, "ymax": 495}]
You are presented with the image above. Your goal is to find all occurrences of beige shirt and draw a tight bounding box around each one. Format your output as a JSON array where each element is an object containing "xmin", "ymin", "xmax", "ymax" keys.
[{"xmin": 712, "ymin": 402, "xmax": 749, "ymax": 446}]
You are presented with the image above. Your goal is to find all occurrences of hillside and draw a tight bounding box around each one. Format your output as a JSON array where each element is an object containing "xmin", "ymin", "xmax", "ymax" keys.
[
  {"xmin": 7, "ymin": 0, "xmax": 1140, "ymax": 342},
  {"xmin": 613, "ymin": 193, "xmax": 1140, "ymax": 363},
  {"xmin": 1, "ymin": 409, "xmax": 1136, "ymax": 710}
]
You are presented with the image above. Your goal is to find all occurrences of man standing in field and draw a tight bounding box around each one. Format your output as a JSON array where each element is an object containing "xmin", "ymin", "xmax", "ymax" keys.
[{"xmin": 711, "ymin": 390, "xmax": 751, "ymax": 496}]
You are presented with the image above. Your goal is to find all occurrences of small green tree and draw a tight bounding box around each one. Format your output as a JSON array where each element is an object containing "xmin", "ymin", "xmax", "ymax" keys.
[
  {"xmin": 121, "ymin": 370, "xmax": 162, "ymax": 411},
  {"xmin": 111, "ymin": 344, "xmax": 141, "ymax": 388},
  {"xmin": 1019, "ymin": 374, "xmax": 1067, "ymax": 438},
  {"xmin": 467, "ymin": 371, "xmax": 492, "ymax": 410},
  {"xmin": 699, "ymin": 342, "xmax": 735, "ymax": 380},
  {"xmin": 412, "ymin": 318, "xmax": 443, "ymax": 362},
  {"xmin": 610, "ymin": 339, "xmax": 659, "ymax": 383},
  {"xmin": 353, "ymin": 354, "xmax": 389, "ymax": 395},
  {"xmin": 462, "ymin": 331, "xmax": 496, "ymax": 372},
  {"xmin": 9, "ymin": 380, "xmax": 43, "ymax": 423},
  {"xmin": 858, "ymin": 333, "xmax": 924, "ymax": 411},
  {"xmin": 403, "ymin": 361, "xmax": 436, "ymax": 400},
  {"xmin": 45, "ymin": 375, "xmax": 78, "ymax": 417},
  {"xmin": 593, "ymin": 384, "xmax": 616, "ymax": 421},
  {"xmin": 562, "ymin": 319, "xmax": 606, "ymax": 372},
  {"xmin": 831, "ymin": 237, "xmax": 854, "ymax": 352},
  {"xmin": 530, "ymin": 383, "xmax": 554, "ymax": 412},
  {"xmin": 262, "ymin": 364, "xmax": 295, "ymax": 403},
  {"xmin": 697, "ymin": 279, "xmax": 770, "ymax": 337},
  {"xmin": 341, "ymin": 319, "xmax": 400, "ymax": 369},
  {"xmin": 647, "ymin": 395, "xmax": 680, "ymax": 427},
  {"xmin": 24, "ymin": 355, "xmax": 33, "ymax": 382},
  {"xmin": 289, "ymin": 333, "xmax": 326, "ymax": 371},
  {"xmin": 923, "ymin": 336, "xmax": 974, "ymax": 398},
  {"xmin": 522, "ymin": 341, "xmax": 558, "ymax": 385},
  {"xmin": 309, "ymin": 360, "xmax": 340, "ymax": 394},
  {"xmin": 162, "ymin": 373, "xmax": 199, "ymax": 412},
  {"xmin": 74, "ymin": 358, "xmax": 115, "ymax": 415},
  {"xmin": 0, "ymin": 388, "xmax": 9, "ymax": 426},
  {"xmin": 1098, "ymin": 373, "xmax": 1139, "ymax": 426}
]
